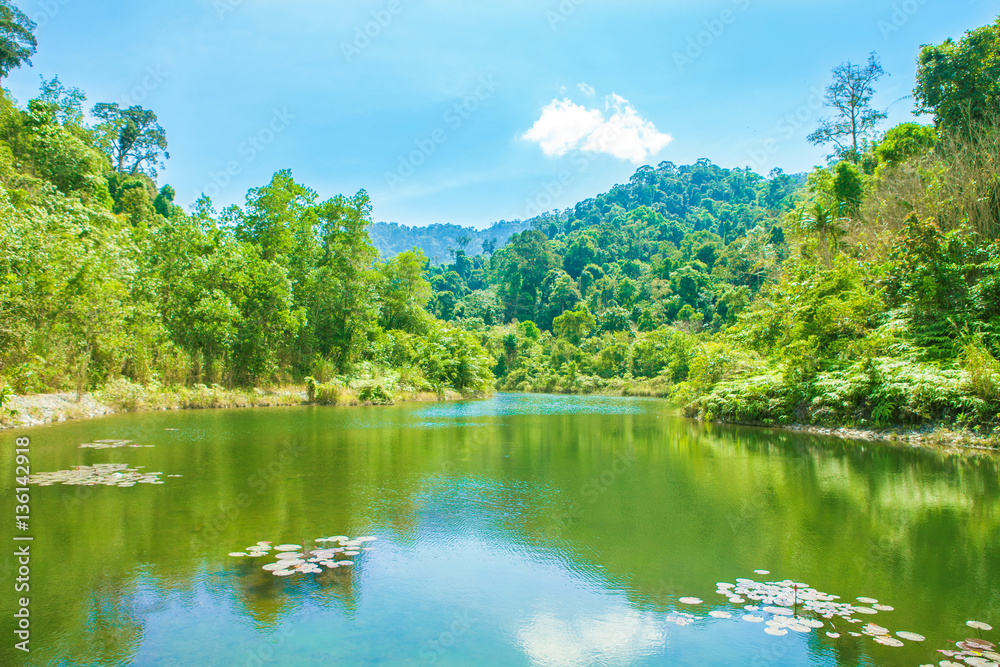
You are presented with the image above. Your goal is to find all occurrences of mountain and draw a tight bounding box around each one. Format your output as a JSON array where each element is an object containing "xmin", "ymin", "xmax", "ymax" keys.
[{"xmin": 370, "ymin": 219, "xmax": 532, "ymax": 264}]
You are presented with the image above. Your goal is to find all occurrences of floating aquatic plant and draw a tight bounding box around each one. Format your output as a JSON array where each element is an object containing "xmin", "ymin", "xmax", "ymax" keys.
[
  {"xmin": 79, "ymin": 439, "xmax": 154, "ymax": 450},
  {"xmin": 927, "ymin": 636, "xmax": 998, "ymax": 667},
  {"xmin": 228, "ymin": 536, "xmax": 376, "ymax": 577},
  {"xmin": 696, "ymin": 573, "xmax": 996, "ymax": 665},
  {"xmin": 29, "ymin": 464, "xmax": 167, "ymax": 487}
]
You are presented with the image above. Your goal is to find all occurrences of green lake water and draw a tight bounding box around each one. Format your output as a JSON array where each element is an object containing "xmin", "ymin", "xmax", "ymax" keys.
[{"xmin": 1, "ymin": 393, "xmax": 999, "ymax": 666}]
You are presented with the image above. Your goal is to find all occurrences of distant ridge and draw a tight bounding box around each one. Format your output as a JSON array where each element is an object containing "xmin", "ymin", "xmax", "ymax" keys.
[{"xmin": 370, "ymin": 219, "xmax": 532, "ymax": 264}]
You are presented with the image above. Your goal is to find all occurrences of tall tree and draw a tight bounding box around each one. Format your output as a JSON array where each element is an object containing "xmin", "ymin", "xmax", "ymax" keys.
[
  {"xmin": 808, "ymin": 53, "xmax": 887, "ymax": 164},
  {"xmin": 308, "ymin": 190, "xmax": 380, "ymax": 370},
  {"xmin": 914, "ymin": 18, "xmax": 1000, "ymax": 132},
  {"xmin": 235, "ymin": 169, "xmax": 317, "ymax": 265},
  {"xmin": 0, "ymin": 1, "xmax": 35, "ymax": 83},
  {"xmin": 92, "ymin": 103, "xmax": 170, "ymax": 176},
  {"xmin": 497, "ymin": 230, "xmax": 555, "ymax": 323}
]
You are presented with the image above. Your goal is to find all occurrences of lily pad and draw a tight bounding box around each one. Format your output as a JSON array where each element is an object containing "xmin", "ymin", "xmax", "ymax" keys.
[{"xmin": 873, "ymin": 636, "xmax": 904, "ymax": 647}]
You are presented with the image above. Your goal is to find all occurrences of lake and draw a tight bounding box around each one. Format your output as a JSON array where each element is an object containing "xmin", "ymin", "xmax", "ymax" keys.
[{"xmin": 2, "ymin": 393, "xmax": 998, "ymax": 666}]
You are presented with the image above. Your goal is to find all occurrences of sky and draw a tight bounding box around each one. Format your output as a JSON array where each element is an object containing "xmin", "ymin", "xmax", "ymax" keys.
[{"xmin": 5, "ymin": 0, "xmax": 997, "ymax": 228}]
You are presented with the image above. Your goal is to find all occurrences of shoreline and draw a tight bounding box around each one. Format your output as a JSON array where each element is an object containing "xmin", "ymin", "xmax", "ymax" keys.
[
  {"xmin": 511, "ymin": 387, "xmax": 1000, "ymax": 454},
  {"xmin": 0, "ymin": 385, "xmax": 472, "ymax": 431},
  {"xmin": 4, "ymin": 388, "xmax": 997, "ymax": 455},
  {"xmin": 709, "ymin": 419, "xmax": 1000, "ymax": 454}
]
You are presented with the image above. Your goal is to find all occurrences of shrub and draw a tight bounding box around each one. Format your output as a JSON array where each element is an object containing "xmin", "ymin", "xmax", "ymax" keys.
[{"xmin": 358, "ymin": 382, "xmax": 393, "ymax": 405}]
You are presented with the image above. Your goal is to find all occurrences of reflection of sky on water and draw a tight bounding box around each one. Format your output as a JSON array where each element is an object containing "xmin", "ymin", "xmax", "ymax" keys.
[
  {"xmin": 122, "ymin": 529, "xmax": 831, "ymax": 667},
  {"xmin": 517, "ymin": 608, "xmax": 669, "ymax": 667}
]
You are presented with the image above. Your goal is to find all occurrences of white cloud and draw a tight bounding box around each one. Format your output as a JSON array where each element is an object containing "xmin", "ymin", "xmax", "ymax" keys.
[
  {"xmin": 520, "ymin": 99, "xmax": 604, "ymax": 158},
  {"xmin": 521, "ymin": 92, "xmax": 672, "ymax": 164},
  {"xmin": 577, "ymin": 82, "xmax": 596, "ymax": 97}
]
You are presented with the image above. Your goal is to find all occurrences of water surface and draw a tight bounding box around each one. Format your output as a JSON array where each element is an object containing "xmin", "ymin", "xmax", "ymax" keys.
[{"xmin": 2, "ymin": 394, "xmax": 999, "ymax": 666}]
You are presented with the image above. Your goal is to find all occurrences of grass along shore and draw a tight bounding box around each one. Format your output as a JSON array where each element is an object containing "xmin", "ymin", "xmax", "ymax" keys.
[{"xmin": 0, "ymin": 379, "xmax": 475, "ymax": 430}]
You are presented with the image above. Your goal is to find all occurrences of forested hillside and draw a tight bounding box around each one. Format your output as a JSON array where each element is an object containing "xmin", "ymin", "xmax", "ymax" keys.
[{"xmin": 424, "ymin": 18, "xmax": 1000, "ymax": 430}]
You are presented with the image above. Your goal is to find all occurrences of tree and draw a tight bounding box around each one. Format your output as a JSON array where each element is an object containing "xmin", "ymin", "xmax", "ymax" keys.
[
  {"xmin": 801, "ymin": 201, "xmax": 844, "ymax": 267},
  {"xmin": 563, "ymin": 236, "xmax": 598, "ymax": 278},
  {"xmin": 831, "ymin": 161, "xmax": 863, "ymax": 214},
  {"xmin": 497, "ymin": 230, "xmax": 555, "ymax": 322},
  {"xmin": 0, "ymin": 1, "xmax": 35, "ymax": 83},
  {"xmin": 39, "ymin": 76, "xmax": 85, "ymax": 126},
  {"xmin": 553, "ymin": 307, "xmax": 595, "ymax": 345},
  {"xmin": 235, "ymin": 170, "xmax": 316, "ymax": 265},
  {"xmin": 308, "ymin": 190, "xmax": 380, "ymax": 370},
  {"xmin": 153, "ymin": 185, "xmax": 177, "ymax": 218},
  {"xmin": 92, "ymin": 103, "xmax": 170, "ymax": 176},
  {"xmin": 378, "ymin": 249, "xmax": 432, "ymax": 332},
  {"xmin": 808, "ymin": 53, "xmax": 887, "ymax": 164},
  {"xmin": 914, "ymin": 18, "xmax": 1000, "ymax": 132}
]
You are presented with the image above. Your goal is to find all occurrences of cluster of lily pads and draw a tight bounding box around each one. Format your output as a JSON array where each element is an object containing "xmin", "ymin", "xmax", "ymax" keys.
[
  {"xmin": 228, "ymin": 536, "xmax": 377, "ymax": 577},
  {"xmin": 671, "ymin": 572, "xmax": 995, "ymax": 665},
  {"xmin": 29, "ymin": 464, "xmax": 167, "ymax": 487},
  {"xmin": 79, "ymin": 439, "xmax": 153, "ymax": 450},
  {"xmin": 926, "ymin": 625, "xmax": 997, "ymax": 667}
]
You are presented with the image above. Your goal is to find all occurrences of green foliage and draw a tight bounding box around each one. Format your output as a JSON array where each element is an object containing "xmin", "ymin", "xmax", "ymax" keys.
[
  {"xmin": 357, "ymin": 382, "xmax": 394, "ymax": 405},
  {"xmin": 962, "ymin": 333, "xmax": 1000, "ymax": 403},
  {"xmin": 553, "ymin": 307, "xmax": 595, "ymax": 345},
  {"xmin": 915, "ymin": 18, "xmax": 1000, "ymax": 132},
  {"xmin": 0, "ymin": 383, "xmax": 14, "ymax": 409},
  {"xmin": 9, "ymin": 16, "xmax": 1000, "ymax": 433},
  {"xmin": 0, "ymin": 82, "xmax": 494, "ymax": 398},
  {"xmin": 876, "ymin": 123, "xmax": 937, "ymax": 167},
  {"xmin": 0, "ymin": 1, "xmax": 35, "ymax": 81},
  {"xmin": 92, "ymin": 103, "xmax": 169, "ymax": 176},
  {"xmin": 377, "ymin": 249, "xmax": 432, "ymax": 332}
]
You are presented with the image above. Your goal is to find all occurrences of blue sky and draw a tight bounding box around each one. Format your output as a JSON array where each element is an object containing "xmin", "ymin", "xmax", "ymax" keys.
[{"xmin": 5, "ymin": 0, "xmax": 997, "ymax": 228}]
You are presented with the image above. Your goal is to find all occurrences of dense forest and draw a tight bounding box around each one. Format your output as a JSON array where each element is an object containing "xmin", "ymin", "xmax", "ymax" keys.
[
  {"xmin": 0, "ymin": 1, "xmax": 494, "ymax": 405},
  {"xmin": 2, "ymin": 6, "xmax": 1000, "ymax": 431}
]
